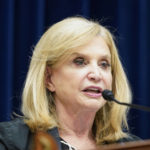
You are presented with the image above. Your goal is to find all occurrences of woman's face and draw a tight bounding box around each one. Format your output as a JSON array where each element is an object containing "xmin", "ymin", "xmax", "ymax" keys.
[{"xmin": 47, "ymin": 36, "xmax": 112, "ymax": 113}]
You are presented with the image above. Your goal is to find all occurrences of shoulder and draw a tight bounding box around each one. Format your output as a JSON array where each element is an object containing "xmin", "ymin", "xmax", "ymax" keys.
[
  {"xmin": 116, "ymin": 134, "xmax": 142, "ymax": 143},
  {"xmin": 0, "ymin": 118, "xmax": 31, "ymax": 150}
]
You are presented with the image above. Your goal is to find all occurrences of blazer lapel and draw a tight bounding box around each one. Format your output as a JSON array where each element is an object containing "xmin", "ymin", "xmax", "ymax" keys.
[{"xmin": 48, "ymin": 127, "xmax": 62, "ymax": 150}]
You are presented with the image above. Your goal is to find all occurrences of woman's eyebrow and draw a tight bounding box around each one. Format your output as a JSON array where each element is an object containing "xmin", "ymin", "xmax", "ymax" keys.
[
  {"xmin": 69, "ymin": 52, "xmax": 88, "ymax": 60},
  {"xmin": 71, "ymin": 52, "xmax": 111, "ymax": 59},
  {"xmin": 71, "ymin": 52, "xmax": 85, "ymax": 57},
  {"xmin": 101, "ymin": 55, "xmax": 111, "ymax": 60}
]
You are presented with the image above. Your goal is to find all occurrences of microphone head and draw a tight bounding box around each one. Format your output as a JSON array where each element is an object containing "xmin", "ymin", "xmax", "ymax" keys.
[{"xmin": 102, "ymin": 89, "xmax": 115, "ymax": 101}]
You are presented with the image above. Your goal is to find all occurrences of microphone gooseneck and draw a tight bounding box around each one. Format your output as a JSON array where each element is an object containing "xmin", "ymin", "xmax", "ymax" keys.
[{"xmin": 102, "ymin": 89, "xmax": 150, "ymax": 112}]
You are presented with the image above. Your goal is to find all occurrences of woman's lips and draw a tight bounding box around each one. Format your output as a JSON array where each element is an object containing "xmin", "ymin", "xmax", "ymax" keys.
[
  {"xmin": 83, "ymin": 91, "xmax": 102, "ymax": 98},
  {"xmin": 82, "ymin": 86, "xmax": 102, "ymax": 98}
]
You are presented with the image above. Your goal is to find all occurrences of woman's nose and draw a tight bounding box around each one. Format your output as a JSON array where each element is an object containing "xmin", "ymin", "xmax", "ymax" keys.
[{"xmin": 87, "ymin": 66, "xmax": 101, "ymax": 82}]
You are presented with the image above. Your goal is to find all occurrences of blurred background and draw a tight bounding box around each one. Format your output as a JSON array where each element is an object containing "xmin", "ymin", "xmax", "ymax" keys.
[{"xmin": 0, "ymin": 0, "xmax": 150, "ymax": 140}]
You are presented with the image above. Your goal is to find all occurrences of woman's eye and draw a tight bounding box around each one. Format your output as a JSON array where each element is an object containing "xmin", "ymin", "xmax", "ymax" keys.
[
  {"xmin": 73, "ymin": 57, "xmax": 86, "ymax": 65},
  {"xmin": 100, "ymin": 61, "xmax": 111, "ymax": 69}
]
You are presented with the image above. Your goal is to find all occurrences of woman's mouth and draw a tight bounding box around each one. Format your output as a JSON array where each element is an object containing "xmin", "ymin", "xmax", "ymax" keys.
[{"xmin": 82, "ymin": 86, "xmax": 102, "ymax": 98}]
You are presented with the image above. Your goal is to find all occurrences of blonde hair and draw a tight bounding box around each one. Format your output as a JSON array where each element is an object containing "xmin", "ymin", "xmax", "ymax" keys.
[{"xmin": 22, "ymin": 16, "xmax": 131, "ymax": 144}]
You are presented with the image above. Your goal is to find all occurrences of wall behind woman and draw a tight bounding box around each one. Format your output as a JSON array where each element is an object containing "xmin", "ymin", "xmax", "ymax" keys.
[{"xmin": 0, "ymin": 0, "xmax": 150, "ymax": 140}]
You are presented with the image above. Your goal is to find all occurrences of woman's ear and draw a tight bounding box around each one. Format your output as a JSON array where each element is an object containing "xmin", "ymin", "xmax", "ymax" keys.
[{"xmin": 45, "ymin": 66, "xmax": 55, "ymax": 92}]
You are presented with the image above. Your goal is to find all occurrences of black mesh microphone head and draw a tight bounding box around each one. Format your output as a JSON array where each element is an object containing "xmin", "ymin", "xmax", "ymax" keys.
[{"xmin": 102, "ymin": 89, "xmax": 114, "ymax": 101}]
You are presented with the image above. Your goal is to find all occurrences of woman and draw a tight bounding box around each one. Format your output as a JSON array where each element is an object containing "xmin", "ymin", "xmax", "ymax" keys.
[{"xmin": 0, "ymin": 17, "xmax": 141, "ymax": 150}]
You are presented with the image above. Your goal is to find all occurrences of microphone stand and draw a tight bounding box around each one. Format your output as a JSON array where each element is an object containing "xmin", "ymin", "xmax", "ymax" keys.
[
  {"xmin": 102, "ymin": 90, "xmax": 150, "ymax": 112},
  {"xmin": 112, "ymin": 98, "xmax": 150, "ymax": 112}
]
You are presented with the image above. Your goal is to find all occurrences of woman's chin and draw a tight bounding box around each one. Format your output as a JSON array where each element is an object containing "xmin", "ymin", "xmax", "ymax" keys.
[{"xmin": 81, "ymin": 99, "xmax": 106, "ymax": 111}]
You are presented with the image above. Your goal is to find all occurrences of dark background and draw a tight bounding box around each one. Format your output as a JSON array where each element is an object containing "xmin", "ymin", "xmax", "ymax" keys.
[{"xmin": 0, "ymin": 0, "xmax": 150, "ymax": 140}]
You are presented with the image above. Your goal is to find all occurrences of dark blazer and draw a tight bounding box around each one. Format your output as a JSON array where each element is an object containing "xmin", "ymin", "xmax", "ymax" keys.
[{"xmin": 0, "ymin": 118, "xmax": 141, "ymax": 150}]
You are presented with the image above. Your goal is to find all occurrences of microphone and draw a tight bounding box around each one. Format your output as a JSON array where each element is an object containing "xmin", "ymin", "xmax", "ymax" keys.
[{"xmin": 102, "ymin": 89, "xmax": 150, "ymax": 112}]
